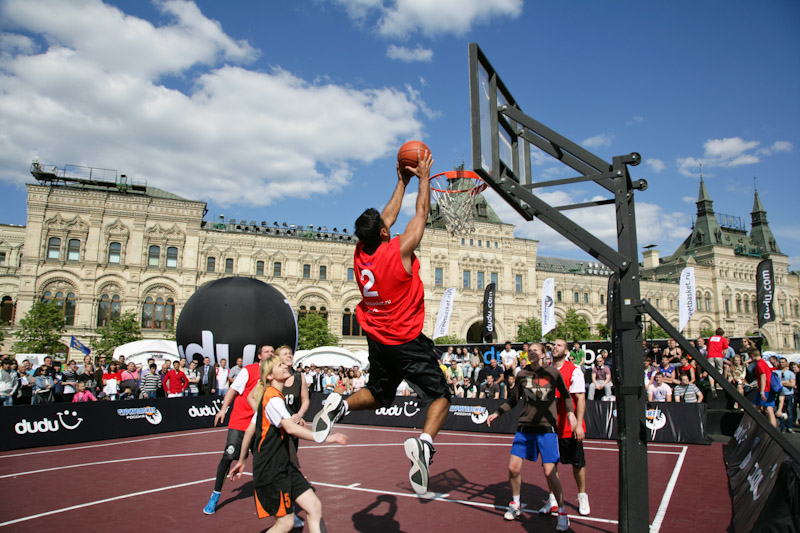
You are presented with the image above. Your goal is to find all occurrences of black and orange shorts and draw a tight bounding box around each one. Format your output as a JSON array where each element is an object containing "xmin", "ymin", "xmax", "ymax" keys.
[{"xmin": 254, "ymin": 468, "xmax": 312, "ymax": 519}]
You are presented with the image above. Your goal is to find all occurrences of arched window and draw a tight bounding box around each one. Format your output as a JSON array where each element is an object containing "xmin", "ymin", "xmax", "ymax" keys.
[
  {"xmin": 67, "ymin": 239, "xmax": 81, "ymax": 261},
  {"xmin": 43, "ymin": 290, "xmax": 76, "ymax": 325},
  {"xmin": 303, "ymin": 264, "xmax": 311, "ymax": 278},
  {"xmin": 273, "ymin": 262, "xmax": 282, "ymax": 277},
  {"xmin": 166, "ymin": 247, "xmax": 178, "ymax": 269},
  {"xmin": 705, "ymin": 294, "xmax": 712, "ymax": 312},
  {"xmin": 47, "ymin": 237, "xmax": 61, "ymax": 260},
  {"xmin": 0, "ymin": 296, "xmax": 14, "ymax": 325},
  {"xmin": 108, "ymin": 242, "xmax": 121, "ymax": 264},
  {"xmin": 744, "ymin": 295, "xmax": 750, "ymax": 314},
  {"xmin": 342, "ymin": 308, "xmax": 364, "ymax": 337},
  {"xmin": 97, "ymin": 294, "xmax": 122, "ymax": 326},
  {"xmin": 256, "ymin": 261, "xmax": 264, "ymax": 276},
  {"xmin": 736, "ymin": 295, "xmax": 742, "ymax": 313},
  {"xmin": 148, "ymin": 245, "xmax": 160, "ymax": 267},
  {"xmin": 206, "ymin": 256, "xmax": 215, "ymax": 272},
  {"xmin": 320, "ymin": 265, "xmax": 327, "ymax": 280},
  {"xmin": 142, "ymin": 296, "xmax": 175, "ymax": 329},
  {"xmin": 225, "ymin": 258, "xmax": 234, "ymax": 273}
]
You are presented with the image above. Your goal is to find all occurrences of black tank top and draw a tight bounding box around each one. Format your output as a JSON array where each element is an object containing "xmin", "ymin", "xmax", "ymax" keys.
[{"xmin": 283, "ymin": 369, "xmax": 302, "ymax": 414}]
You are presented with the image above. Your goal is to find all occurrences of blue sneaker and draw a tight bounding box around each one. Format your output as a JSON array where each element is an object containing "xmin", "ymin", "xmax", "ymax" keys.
[
  {"xmin": 293, "ymin": 514, "xmax": 304, "ymax": 529},
  {"xmin": 203, "ymin": 491, "xmax": 220, "ymax": 515}
]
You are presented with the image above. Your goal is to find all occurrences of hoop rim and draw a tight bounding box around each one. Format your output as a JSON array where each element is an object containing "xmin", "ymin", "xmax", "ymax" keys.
[{"xmin": 429, "ymin": 170, "xmax": 484, "ymax": 193}]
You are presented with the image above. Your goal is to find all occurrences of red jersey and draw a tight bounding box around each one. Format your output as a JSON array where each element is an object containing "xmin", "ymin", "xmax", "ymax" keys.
[
  {"xmin": 228, "ymin": 363, "xmax": 262, "ymax": 431},
  {"xmin": 555, "ymin": 360, "xmax": 586, "ymax": 439},
  {"xmin": 754, "ymin": 359, "xmax": 772, "ymax": 393},
  {"xmin": 707, "ymin": 335, "xmax": 728, "ymax": 358},
  {"xmin": 163, "ymin": 370, "xmax": 188, "ymax": 395},
  {"xmin": 354, "ymin": 236, "xmax": 424, "ymax": 345}
]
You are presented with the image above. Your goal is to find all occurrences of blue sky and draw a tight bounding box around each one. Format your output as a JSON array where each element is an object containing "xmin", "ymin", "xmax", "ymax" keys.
[{"xmin": 1, "ymin": 0, "xmax": 798, "ymax": 270}]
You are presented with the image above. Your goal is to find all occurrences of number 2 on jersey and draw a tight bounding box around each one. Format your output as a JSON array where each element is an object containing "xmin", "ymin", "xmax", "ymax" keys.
[{"xmin": 361, "ymin": 269, "xmax": 379, "ymax": 298}]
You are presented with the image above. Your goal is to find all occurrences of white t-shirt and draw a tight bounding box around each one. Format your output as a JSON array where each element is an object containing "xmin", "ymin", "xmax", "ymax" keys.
[
  {"xmin": 216, "ymin": 367, "xmax": 229, "ymax": 389},
  {"xmin": 250, "ymin": 396, "xmax": 292, "ymax": 427},
  {"xmin": 648, "ymin": 383, "xmax": 672, "ymax": 402},
  {"xmin": 500, "ymin": 348, "xmax": 518, "ymax": 368}
]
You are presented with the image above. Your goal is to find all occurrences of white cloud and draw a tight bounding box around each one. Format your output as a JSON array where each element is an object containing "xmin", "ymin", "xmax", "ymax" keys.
[
  {"xmin": 481, "ymin": 187, "xmax": 689, "ymax": 258},
  {"xmin": 626, "ymin": 115, "xmax": 644, "ymax": 126},
  {"xmin": 0, "ymin": 0, "xmax": 427, "ymax": 207},
  {"xmin": 0, "ymin": 32, "xmax": 37, "ymax": 54},
  {"xmin": 581, "ymin": 133, "xmax": 614, "ymax": 150},
  {"xmin": 676, "ymin": 136, "xmax": 790, "ymax": 177},
  {"xmin": 387, "ymin": 44, "xmax": 433, "ymax": 62},
  {"xmin": 682, "ymin": 196, "xmax": 695, "ymax": 204},
  {"xmin": 332, "ymin": 0, "xmax": 523, "ymax": 38},
  {"xmin": 646, "ymin": 158, "xmax": 665, "ymax": 173}
]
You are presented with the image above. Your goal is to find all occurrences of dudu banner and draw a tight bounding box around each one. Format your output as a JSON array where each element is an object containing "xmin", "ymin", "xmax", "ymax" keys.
[
  {"xmin": 481, "ymin": 283, "xmax": 496, "ymax": 343},
  {"xmin": 0, "ymin": 396, "xmax": 225, "ymax": 451},
  {"xmin": 756, "ymin": 259, "xmax": 775, "ymax": 329}
]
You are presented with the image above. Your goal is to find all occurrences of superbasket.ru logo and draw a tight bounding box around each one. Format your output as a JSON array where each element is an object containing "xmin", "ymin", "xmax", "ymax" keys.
[
  {"xmin": 117, "ymin": 406, "xmax": 163, "ymax": 425},
  {"xmin": 448, "ymin": 404, "xmax": 489, "ymax": 424}
]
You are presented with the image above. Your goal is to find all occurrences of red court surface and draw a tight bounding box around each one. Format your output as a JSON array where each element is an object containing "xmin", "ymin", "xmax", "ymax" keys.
[{"xmin": 0, "ymin": 425, "xmax": 731, "ymax": 532}]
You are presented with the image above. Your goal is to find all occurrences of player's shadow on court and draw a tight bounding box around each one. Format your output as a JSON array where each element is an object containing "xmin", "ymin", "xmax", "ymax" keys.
[
  {"xmin": 352, "ymin": 494, "xmax": 405, "ymax": 532},
  {"xmin": 216, "ymin": 479, "xmax": 254, "ymax": 511}
]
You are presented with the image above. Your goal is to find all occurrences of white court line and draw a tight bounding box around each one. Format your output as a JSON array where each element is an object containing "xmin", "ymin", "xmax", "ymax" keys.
[
  {"xmin": 0, "ymin": 451, "xmax": 220, "ymax": 479},
  {"xmin": 0, "ymin": 428, "xmax": 227, "ymax": 458},
  {"xmin": 649, "ymin": 446, "xmax": 688, "ymax": 532},
  {"xmin": 0, "ymin": 477, "xmax": 216, "ymax": 528},
  {"xmin": 306, "ymin": 441, "xmax": 681, "ymax": 455},
  {"xmin": 310, "ymin": 480, "xmax": 619, "ymax": 525}
]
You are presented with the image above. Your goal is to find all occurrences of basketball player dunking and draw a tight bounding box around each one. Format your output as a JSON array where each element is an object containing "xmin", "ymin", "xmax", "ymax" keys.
[{"xmin": 312, "ymin": 149, "xmax": 451, "ymax": 495}]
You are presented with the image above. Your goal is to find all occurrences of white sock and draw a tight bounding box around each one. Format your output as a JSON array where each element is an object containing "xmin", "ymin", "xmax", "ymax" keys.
[
  {"xmin": 342, "ymin": 400, "xmax": 350, "ymax": 416},
  {"xmin": 549, "ymin": 492, "xmax": 556, "ymax": 502},
  {"xmin": 512, "ymin": 494, "xmax": 520, "ymax": 505},
  {"xmin": 419, "ymin": 433, "xmax": 433, "ymax": 445}
]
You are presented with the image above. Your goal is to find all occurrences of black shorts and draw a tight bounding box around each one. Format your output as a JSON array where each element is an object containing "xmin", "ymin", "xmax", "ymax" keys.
[
  {"xmin": 557, "ymin": 437, "xmax": 586, "ymax": 468},
  {"xmin": 366, "ymin": 333, "xmax": 452, "ymax": 408},
  {"xmin": 223, "ymin": 429, "xmax": 246, "ymax": 460},
  {"xmin": 254, "ymin": 468, "xmax": 312, "ymax": 518}
]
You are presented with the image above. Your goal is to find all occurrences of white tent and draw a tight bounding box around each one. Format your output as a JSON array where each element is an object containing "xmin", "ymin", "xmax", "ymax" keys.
[
  {"xmin": 294, "ymin": 346, "xmax": 369, "ymax": 370},
  {"xmin": 112, "ymin": 339, "xmax": 180, "ymax": 367}
]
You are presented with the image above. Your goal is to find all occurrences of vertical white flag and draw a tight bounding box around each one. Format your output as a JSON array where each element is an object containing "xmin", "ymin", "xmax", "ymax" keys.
[
  {"xmin": 542, "ymin": 278, "xmax": 556, "ymax": 336},
  {"xmin": 679, "ymin": 267, "xmax": 696, "ymax": 332},
  {"xmin": 433, "ymin": 288, "xmax": 456, "ymax": 339}
]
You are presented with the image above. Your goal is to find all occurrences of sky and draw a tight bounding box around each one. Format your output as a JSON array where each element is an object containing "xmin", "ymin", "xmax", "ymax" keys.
[{"xmin": 1, "ymin": 0, "xmax": 798, "ymax": 270}]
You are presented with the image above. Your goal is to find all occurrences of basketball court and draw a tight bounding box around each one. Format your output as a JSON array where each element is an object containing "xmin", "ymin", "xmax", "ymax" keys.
[{"xmin": 0, "ymin": 424, "xmax": 731, "ymax": 531}]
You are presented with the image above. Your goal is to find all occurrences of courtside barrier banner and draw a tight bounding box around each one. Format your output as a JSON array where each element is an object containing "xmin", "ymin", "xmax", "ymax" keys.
[
  {"xmin": 0, "ymin": 396, "xmax": 224, "ymax": 451},
  {"xmin": 0, "ymin": 394, "xmax": 708, "ymax": 451},
  {"xmin": 724, "ymin": 413, "xmax": 796, "ymax": 533},
  {"xmin": 584, "ymin": 400, "xmax": 708, "ymax": 444}
]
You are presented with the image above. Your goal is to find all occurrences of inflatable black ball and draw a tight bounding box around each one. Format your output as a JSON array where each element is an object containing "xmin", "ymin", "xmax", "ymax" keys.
[{"xmin": 176, "ymin": 277, "xmax": 297, "ymax": 366}]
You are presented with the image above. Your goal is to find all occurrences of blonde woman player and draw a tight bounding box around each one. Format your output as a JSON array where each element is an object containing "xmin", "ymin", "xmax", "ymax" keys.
[{"xmin": 230, "ymin": 356, "xmax": 347, "ymax": 533}]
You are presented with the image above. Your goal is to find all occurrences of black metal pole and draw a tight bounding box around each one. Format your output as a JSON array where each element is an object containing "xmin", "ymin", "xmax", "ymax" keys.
[{"xmin": 612, "ymin": 156, "xmax": 650, "ymax": 532}]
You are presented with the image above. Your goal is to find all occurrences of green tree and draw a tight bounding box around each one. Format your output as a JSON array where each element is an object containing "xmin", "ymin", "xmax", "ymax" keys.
[
  {"xmin": 596, "ymin": 322, "xmax": 611, "ymax": 340},
  {"xmin": 516, "ymin": 317, "xmax": 542, "ymax": 342},
  {"xmin": 12, "ymin": 301, "xmax": 66, "ymax": 355},
  {"xmin": 91, "ymin": 311, "xmax": 143, "ymax": 362},
  {"xmin": 297, "ymin": 313, "xmax": 338, "ymax": 350},
  {"xmin": 700, "ymin": 328, "xmax": 716, "ymax": 338},
  {"xmin": 433, "ymin": 334, "xmax": 467, "ymax": 345},
  {"xmin": 548, "ymin": 308, "xmax": 594, "ymax": 342},
  {"xmin": 644, "ymin": 323, "xmax": 669, "ymax": 340}
]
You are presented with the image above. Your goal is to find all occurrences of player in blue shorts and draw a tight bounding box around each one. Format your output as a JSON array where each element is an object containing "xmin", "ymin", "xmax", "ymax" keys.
[{"xmin": 487, "ymin": 343, "xmax": 576, "ymax": 531}]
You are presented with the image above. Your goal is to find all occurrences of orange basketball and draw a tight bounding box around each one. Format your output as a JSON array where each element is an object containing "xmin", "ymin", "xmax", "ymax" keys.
[{"xmin": 397, "ymin": 140, "xmax": 431, "ymax": 177}]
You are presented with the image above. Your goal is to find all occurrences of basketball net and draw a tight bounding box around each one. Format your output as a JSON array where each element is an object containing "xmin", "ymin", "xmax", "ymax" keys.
[{"xmin": 430, "ymin": 170, "xmax": 487, "ymax": 236}]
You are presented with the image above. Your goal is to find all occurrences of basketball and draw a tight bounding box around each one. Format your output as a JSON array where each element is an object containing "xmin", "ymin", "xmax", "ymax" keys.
[{"xmin": 397, "ymin": 140, "xmax": 430, "ymax": 177}]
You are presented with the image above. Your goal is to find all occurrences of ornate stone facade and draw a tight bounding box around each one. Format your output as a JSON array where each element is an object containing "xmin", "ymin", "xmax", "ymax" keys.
[{"xmin": 0, "ymin": 177, "xmax": 798, "ymax": 354}]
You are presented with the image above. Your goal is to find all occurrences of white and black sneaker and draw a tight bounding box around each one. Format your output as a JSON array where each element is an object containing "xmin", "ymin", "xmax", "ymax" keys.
[
  {"xmin": 503, "ymin": 501, "xmax": 521, "ymax": 520},
  {"xmin": 312, "ymin": 393, "xmax": 346, "ymax": 443},
  {"xmin": 404, "ymin": 437, "xmax": 435, "ymax": 495}
]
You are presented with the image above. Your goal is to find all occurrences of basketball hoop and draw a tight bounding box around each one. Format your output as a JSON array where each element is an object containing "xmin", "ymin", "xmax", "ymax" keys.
[{"xmin": 430, "ymin": 170, "xmax": 487, "ymax": 236}]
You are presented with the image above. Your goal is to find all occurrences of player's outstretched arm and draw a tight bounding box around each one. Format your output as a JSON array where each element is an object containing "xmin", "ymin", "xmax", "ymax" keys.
[
  {"xmin": 214, "ymin": 387, "xmax": 239, "ymax": 426},
  {"xmin": 381, "ymin": 164, "xmax": 411, "ymax": 229},
  {"xmin": 398, "ymin": 151, "xmax": 433, "ymax": 265}
]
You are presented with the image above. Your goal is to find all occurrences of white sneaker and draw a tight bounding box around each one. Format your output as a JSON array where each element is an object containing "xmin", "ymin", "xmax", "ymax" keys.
[
  {"xmin": 312, "ymin": 393, "xmax": 345, "ymax": 443},
  {"xmin": 503, "ymin": 501, "xmax": 521, "ymax": 521},
  {"xmin": 577, "ymin": 492, "xmax": 590, "ymax": 515},
  {"xmin": 538, "ymin": 493, "xmax": 558, "ymax": 514},
  {"xmin": 404, "ymin": 437, "xmax": 435, "ymax": 495},
  {"xmin": 556, "ymin": 511, "xmax": 570, "ymax": 531}
]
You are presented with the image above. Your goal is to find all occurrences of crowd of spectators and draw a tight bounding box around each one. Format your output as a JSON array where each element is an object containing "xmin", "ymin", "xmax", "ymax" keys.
[
  {"xmin": 0, "ymin": 332, "xmax": 796, "ymax": 434},
  {"xmin": 0, "ymin": 354, "xmax": 241, "ymax": 404}
]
